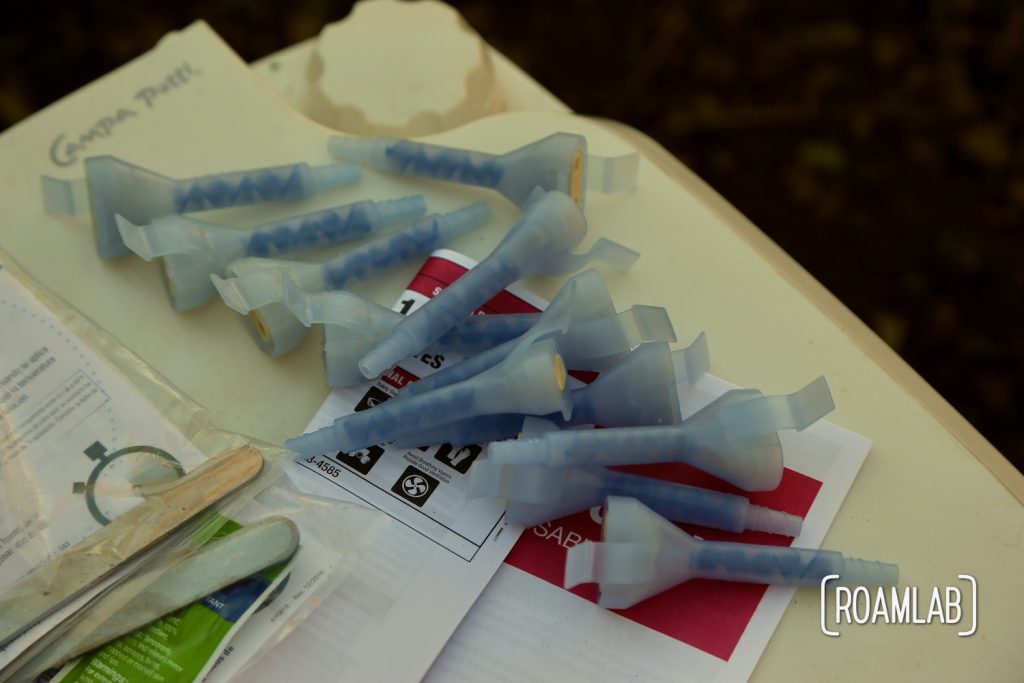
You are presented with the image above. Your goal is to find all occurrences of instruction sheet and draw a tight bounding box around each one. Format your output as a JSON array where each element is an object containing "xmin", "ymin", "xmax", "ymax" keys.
[{"xmin": 0, "ymin": 260, "xmax": 209, "ymax": 667}]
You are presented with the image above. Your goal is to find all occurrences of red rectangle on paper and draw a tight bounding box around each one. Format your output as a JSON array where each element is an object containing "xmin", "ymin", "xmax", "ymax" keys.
[
  {"xmin": 503, "ymin": 464, "xmax": 823, "ymax": 661},
  {"xmin": 406, "ymin": 256, "xmax": 542, "ymax": 316},
  {"xmin": 381, "ymin": 365, "xmax": 419, "ymax": 390}
]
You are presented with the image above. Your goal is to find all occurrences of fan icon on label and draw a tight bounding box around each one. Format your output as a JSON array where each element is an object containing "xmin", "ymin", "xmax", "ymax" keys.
[
  {"xmin": 391, "ymin": 465, "xmax": 439, "ymax": 507},
  {"xmin": 402, "ymin": 474, "xmax": 430, "ymax": 498}
]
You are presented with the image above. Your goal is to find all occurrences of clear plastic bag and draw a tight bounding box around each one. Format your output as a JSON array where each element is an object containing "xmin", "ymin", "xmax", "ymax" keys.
[{"xmin": 0, "ymin": 249, "xmax": 387, "ymax": 681}]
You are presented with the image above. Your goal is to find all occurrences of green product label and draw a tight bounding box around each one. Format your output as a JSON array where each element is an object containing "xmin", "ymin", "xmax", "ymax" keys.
[{"xmin": 60, "ymin": 520, "xmax": 287, "ymax": 683}]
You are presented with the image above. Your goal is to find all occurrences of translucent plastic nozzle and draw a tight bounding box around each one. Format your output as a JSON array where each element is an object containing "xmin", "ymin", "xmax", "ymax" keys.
[
  {"xmin": 487, "ymin": 378, "xmax": 835, "ymax": 491},
  {"xmin": 569, "ymin": 341, "xmax": 683, "ymax": 427},
  {"xmin": 283, "ymin": 285, "xmax": 542, "ymax": 386},
  {"xmin": 323, "ymin": 326, "xmax": 398, "ymax": 387},
  {"xmin": 520, "ymin": 415, "xmax": 564, "ymax": 438},
  {"xmin": 396, "ymin": 268, "xmax": 612, "ymax": 398},
  {"xmin": 210, "ymin": 258, "xmax": 324, "ymax": 356},
  {"xmin": 706, "ymin": 375, "xmax": 835, "ymax": 441},
  {"xmin": 286, "ymin": 338, "xmax": 571, "ymax": 456},
  {"xmin": 358, "ymin": 192, "xmax": 637, "ymax": 378},
  {"xmin": 468, "ymin": 462, "xmax": 802, "ymax": 534},
  {"xmin": 246, "ymin": 296, "xmax": 315, "ymax": 357},
  {"xmin": 287, "ymin": 287, "xmax": 400, "ymax": 331},
  {"xmin": 535, "ymin": 237, "xmax": 640, "ymax": 276},
  {"xmin": 214, "ymin": 203, "xmax": 490, "ymax": 315},
  {"xmin": 392, "ymin": 334, "xmax": 707, "ymax": 449},
  {"xmin": 319, "ymin": 202, "xmax": 491, "ymax": 289},
  {"xmin": 117, "ymin": 195, "xmax": 424, "ymax": 311},
  {"xmin": 564, "ymin": 497, "xmax": 898, "ymax": 609},
  {"xmin": 674, "ymin": 332, "xmax": 710, "ymax": 384},
  {"xmin": 213, "ymin": 203, "xmax": 492, "ymax": 355},
  {"xmin": 284, "ymin": 287, "xmax": 401, "ymax": 386},
  {"xmin": 565, "ymin": 306, "xmax": 680, "ymax": 369},
  {"xmin": 389, "ymin": 414, "xmax": 526, "ymax": 450},
  {"xmin": 41, "ymin": 156, "xmax": 361, "ymax": 259},
  {"xmin": 328, "ymin": 132, "xmax": 638, "ymax": 208},
  {"xmin": 406, "ymin": 304, "xmax": 677, "ymax": 400},
  {"xmin": 397, "ymin": 270, "xmax": 671, "ymax": 400},
  {"xmin": 213, "ymin": 258, "xmax": 327, "ymax": 314},
  {"xmin": 429, "ymin": 313, "xmax": 540, "ymax": 354}
]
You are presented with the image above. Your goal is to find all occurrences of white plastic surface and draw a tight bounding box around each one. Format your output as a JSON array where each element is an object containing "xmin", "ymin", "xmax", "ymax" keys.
[
  {"xmin": 304, "ymin": 0, "xmax": 503, "ymax": 136},
  {"xmin": 3, "ymin": 23, "xmax": 1020, "ymax": 682}
]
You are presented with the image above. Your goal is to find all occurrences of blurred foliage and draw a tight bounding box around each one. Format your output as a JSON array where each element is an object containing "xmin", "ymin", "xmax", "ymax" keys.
[{"xmin": 2, "ymin": 0, "xmax": 1021, "ymax": 470}]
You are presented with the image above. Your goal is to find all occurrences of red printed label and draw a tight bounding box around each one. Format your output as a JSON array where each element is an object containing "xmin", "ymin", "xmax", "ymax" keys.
[
  {"xmin": 381, "ymin": 366, "xmax": 419, "ymax": 390},
  {"xmin": 405, "ymin": 257, "xmax": 542, "ymax": 316}
]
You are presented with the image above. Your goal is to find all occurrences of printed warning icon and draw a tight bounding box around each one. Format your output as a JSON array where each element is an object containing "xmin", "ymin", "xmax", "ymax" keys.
[
  {"xmin": 354, "ymin": 385, "xmax": 392, "ymax": 412},
  {"xmin": 391, "ymin": 465, "xmax": 440, "ymax": 507},
  {"xmin": 336, "ymin": 445, "xmax": 385, "ymax": 475},
  {"xmin": 434, "ymin": 443, "xmax": 482, "ymax": 474}
]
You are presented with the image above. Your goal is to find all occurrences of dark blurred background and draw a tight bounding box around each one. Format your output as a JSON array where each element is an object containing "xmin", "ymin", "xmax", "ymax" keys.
[{"xmin": 2, "ymin": 1, "xmax": 1021, "ymax": 471}]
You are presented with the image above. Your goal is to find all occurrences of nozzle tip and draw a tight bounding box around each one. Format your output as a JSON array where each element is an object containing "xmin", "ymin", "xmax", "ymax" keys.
[
  {"xmin": 357, "ymin": 355, "xmax": 385, "ymax": 380},
  {"xmin": 358, "ymin": 333, "xmax": 411, "ymax": 379},
  {"xmin": 377, "ymin": 194, "xmax": 428, "ymax": 223},
  {"xmin": 448, "ymin": 201, "xmax": 493, "ymax": 227},
  {"xmin": 285, "ymin": 427, "xmax": 337, "ymax": 459},
  {"xmin": 746, "ymin": 505, "xmax": 804, "ymax": 537},
  {"xmin": 311, "ymin": 162, "xmax": 362, "ymax": 190},
  {"xmin": 327, "ymin": 137, "xmax": 375, "ymax": 165},
  {"xmin": 487, "ymin": 440, "xmax": 534, "ymax": 465},
  {"xmin": 840, "ymin": 558, "xmax": 900, "ymax": 586}
]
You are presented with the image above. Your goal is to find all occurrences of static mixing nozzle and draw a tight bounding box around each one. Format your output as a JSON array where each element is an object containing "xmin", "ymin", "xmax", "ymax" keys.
[
  {"xmin": 565, "ymin": 496, "xmax": 898, "ymax": 609},
  {"xmin": 328, "ymin": 131, "xmax": 638, "ymax": 208},
  {"xmin": 41, "ymin": 156, "xmax": 361, "ymax": 259},
  {"xmin": 211, "ymin": 202, "xmax": 492, "ymax": 355},
  {"xmin": 117, "ymin": 196, "xmax": 425, "ymax": 311},
  {"xmin": 285, "ymin": 338, "xmax": 572, "ymax": 456},
  {"xmin": 488, "ymin": 377, "xmax": 836, "ymax": 492},
  {"xmin": 357, "ymin": 192, "xmax": 638, "ymax": 380}
]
